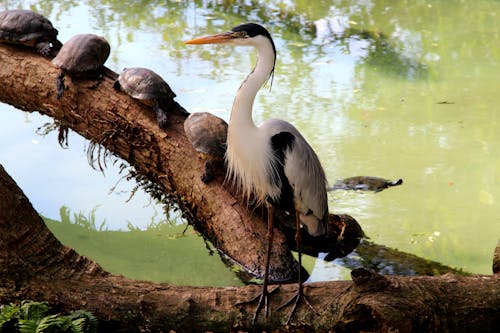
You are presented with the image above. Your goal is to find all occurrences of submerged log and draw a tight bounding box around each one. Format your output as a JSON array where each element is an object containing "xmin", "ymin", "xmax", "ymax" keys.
[
  {"xmin": 0, "ymin": 43, "xmax": 361, "ymax": 283},
  {"xmin": 1, "ymin": 164, "xmax": 499, "ymax": 332},
  {"xmin": 338, "ymin": 239, "xmax": 467, "ymax": 276}
]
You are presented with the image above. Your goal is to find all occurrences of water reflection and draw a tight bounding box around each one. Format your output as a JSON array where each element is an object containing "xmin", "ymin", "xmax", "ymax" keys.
[{"xmin": 314, "ymin": 18, "xmax": 429, "ymax": 80}]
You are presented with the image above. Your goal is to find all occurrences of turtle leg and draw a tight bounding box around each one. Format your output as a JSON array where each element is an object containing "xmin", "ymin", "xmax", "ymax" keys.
[
  {"xmin": 56, "ymin": 71, "xmax": 65, "ymax": 100},
  {"xmin": 51, "ymin": 39, "xmax": 63, "ymax": 53},
  {"xmin": 34, "ymin": 41, "xmax": 52, "ymax": 58},
  {"xmin": 171, "ymin": 100, "xmax": 190, "ymax": 116},
  {"xmin": 201, "ymin": 158, "xmax": 215, "ymax": 183},
  {"xmin": 154, "ymin": 103, "xmax": 168, "ymax": 129},
  {"xmin": 112, "ymin": 80, "xmax": 121, "ymax": 91}
]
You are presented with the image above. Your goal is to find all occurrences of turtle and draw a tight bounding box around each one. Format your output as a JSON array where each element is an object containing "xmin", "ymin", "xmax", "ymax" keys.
[
  {"xmin": 113, "ymin": 67, "xmax": 189, "ymax": 129},
  {"xmin": 184, "ymin": 112, "xmax": 228, "ymax": 183},
  {"xmin": 0, "ymin": 9, "xmax": 62, "ymax": 57},
  {"xmin": 328, "ymin": 176, "xmax": 403, "ymax": 193},
  {"xmin": 52, "ymin": 34, "xmax": 110, "ymax": 100}
]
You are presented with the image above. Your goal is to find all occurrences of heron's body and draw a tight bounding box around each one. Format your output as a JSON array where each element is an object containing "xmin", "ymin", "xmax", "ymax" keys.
[
  {"xmin": 223, "ymin": 26, "xmax": 328, "ymax": 236},
  {"xmin": 185, "ymin": 22, "xmax": 329, "ymax": 323},
  {"xmin": 228, "ymin": 117, "xmax": 328, "ymax": 235}
]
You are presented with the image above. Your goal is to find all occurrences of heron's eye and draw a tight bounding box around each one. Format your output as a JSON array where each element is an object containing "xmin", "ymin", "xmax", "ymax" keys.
[{"xmin": 231, "ymin": 31, "xmax": 248, "ymax": 39}]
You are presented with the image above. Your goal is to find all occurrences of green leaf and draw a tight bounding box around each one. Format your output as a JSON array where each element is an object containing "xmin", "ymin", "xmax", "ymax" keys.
[
  {"xmin": 18, "ymin": 318, "xmax": 38, "ymax": 333},
  {"xmin": 20, "ymin": 301, "xmax": 49, "ymax": 321},
  {"xmin": 0, "ymin": 303, "xmax": 21, "ymax": 327}
]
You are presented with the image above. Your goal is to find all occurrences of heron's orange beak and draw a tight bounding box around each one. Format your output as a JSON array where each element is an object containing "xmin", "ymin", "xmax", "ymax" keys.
[{"xmin": 184, "ymin": 31, "xmax": 238, "ymax": 45}]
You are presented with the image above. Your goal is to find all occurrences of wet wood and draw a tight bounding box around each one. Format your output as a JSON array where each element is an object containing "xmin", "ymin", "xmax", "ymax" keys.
[{"xmin": 1, "ymin": 164, "xmax": 499, "ymax": 332}]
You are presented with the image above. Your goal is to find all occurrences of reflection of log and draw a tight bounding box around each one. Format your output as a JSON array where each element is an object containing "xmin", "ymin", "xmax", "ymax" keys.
[
  {"xmin": 0, "ymin": 43, "xmax": 362, "ymax": 283},
  {"xmin": 339, "ymin": 240, "xmax": 467, "ymax": 276},
  {"xmin": 1, "ymin": 165, "xmax": 499, "ymax": 331}
]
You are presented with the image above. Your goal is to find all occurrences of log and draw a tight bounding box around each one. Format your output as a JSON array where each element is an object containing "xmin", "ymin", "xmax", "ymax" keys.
[
  {"xmin": 0, "ymin": 43, "xmax": 362, "ymax": 283},
  {"xmin": 1, "ymin": 164, "xmax": 499, "ymax": 332}
]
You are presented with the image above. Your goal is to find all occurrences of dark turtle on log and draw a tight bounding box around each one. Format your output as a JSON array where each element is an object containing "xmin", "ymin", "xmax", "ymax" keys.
[
  {"xmin": 0, "ymin": 9, "xmax": 62, "ymax": 57},
  {"xmin": 113, "ymin": 67, "xmax": 189, "ymax": 129},
  {"xmin": 328, "ymin": 176, "xmax": 403, "ymax": 193},
  {"xmin": 52, "ymin": 34, "xmax": 110, "ymax": 100},
  {"xmin": 184, "ymin": 112, "xmax": 227, "ymax": 183}
]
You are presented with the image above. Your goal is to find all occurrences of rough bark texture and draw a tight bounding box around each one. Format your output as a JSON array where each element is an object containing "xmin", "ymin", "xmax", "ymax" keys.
[
  {"xmin": 2, "ymin": 44, "xmax": 500, "ymax": 332},
  {"xmin": 1, "ymin": 164, "xmax": 499, "ymax": 332}
]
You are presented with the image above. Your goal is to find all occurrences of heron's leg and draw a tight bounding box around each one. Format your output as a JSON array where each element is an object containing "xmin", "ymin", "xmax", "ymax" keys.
[
  {"xmin": 153, "ymin": 102, "xmax": 168, "ymax": 129},
  {"xmin": 257, "ymin": 203, "xmax": 275, "ymax": 319},
  {"xmin": 277, "ymin": 211, "xmax": 316, "ymax": 324},
  {"xmin": 56, "ymin": 72, "xmax": 65, "ymax": 100},
  {"xmin": 235, "ymin": 202, "xmax": 279, "ymax": 324}
]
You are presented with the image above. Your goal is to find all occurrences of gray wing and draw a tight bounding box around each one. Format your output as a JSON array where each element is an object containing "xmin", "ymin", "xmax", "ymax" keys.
[{"xmin": 263, "ymin": 119, "xmax": 329, "ymax": 235}]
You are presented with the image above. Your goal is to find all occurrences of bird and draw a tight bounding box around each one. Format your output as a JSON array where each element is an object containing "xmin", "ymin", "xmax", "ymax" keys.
[{"xmin": 185, "ymin": 23, "xmax": 329, "ymax": 324}]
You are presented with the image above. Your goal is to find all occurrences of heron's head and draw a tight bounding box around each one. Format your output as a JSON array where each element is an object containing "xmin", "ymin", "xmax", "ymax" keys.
[
  {"xmin": 185, "ymin": 22, "xmax": 275, "ymax": 51},
  {"xmin": 185, "ymin": 23, "xmax": 276, "ymax": 84}
]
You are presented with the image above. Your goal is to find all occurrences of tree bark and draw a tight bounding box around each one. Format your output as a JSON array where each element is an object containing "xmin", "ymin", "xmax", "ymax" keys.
[
  {"xmin": 1, "ymin": 44, "xmax": 499, "ymax": 332},
  {"xmin": 0, "ymin": 43, "xmax": 362, "ymax": 283},
  {"xmin": 1, "ymin": 164, "xmax": 499, "ymax": 332}
]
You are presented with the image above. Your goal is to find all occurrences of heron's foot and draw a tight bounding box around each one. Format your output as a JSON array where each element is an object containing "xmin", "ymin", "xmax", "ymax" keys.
[
  {"xmin": 235, "ymin": 285, "xmax": 279, "ymax": 324},
  {"xmin": 277, "ymin": 285, "xmax": 317, "ymax": 325}
]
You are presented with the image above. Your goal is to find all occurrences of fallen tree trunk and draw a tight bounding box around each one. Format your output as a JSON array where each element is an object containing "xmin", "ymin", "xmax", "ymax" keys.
[
  {"xmin": 1, "ymin": 164, "xmax": 499, "ymax": 332},
  {"xmin": 0, "ymin": 43, "xmax": 362, "ymax": 283}
]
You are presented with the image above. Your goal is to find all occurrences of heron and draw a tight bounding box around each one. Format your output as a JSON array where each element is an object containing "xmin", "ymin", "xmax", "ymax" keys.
[{"xmin": 185, "ymin": 23, "xmax": 329, "ymax": 323}]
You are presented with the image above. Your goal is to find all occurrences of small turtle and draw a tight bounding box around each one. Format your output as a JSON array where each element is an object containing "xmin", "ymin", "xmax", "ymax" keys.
[
  {"xmin": 184, "ymin": 112, "xmax": 227, "ymax": 183},
  {"xmin": 113, "ymin": 67, "xmax": 189, "ymax": 129},
  {"xmin": 52, "ymin": 34, "xmax": 110, "ymax": 100},
  {"xmin": 0, "ymin": 9, "xmax": 62, "ymax": 57},
  {"xmin": 328, "ymin": 176, "xmax": 403, "ymax": 193}
]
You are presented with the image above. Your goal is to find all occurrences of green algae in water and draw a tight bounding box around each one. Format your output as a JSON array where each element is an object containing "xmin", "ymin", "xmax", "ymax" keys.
[{"xmin": 44, "ymin": 207, "xmax": 243, "ymax": 287}]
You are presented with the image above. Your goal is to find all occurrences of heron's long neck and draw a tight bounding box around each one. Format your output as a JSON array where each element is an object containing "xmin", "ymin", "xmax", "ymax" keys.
[{"xmin": 229, "ymin": 43, "xmax": 275, "ymax": 129}]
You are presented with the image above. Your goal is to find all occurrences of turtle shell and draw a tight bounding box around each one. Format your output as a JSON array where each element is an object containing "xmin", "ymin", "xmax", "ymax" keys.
[
  {"xmin": 330, "ymin": 176, "xmax": 403, "ymax": 192},
  {"xmin": 52, "ymin": 34, "xmax": 110, "ymax": 73},
  {"xmin": 0, "ymin": 9, "xmax": 61, "ymax": 55},
  {"xmin": 184, "ymin": 112, "xmax": 227, "ymax": 158},
  {"xmin": 115, "ymin": 67, "xmax": 176, "ymax": 104}
]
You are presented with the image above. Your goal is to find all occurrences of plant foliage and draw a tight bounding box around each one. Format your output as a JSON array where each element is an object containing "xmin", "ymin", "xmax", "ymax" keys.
[{"xmin": 0, "ymin": 301, "xmax": 97, "ymax": 333}]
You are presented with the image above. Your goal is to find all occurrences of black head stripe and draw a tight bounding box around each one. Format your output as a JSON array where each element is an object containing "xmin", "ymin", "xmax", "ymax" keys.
[
  {"xmin": 231, "ymin": 23, "xmax": 270, "ymax": 38},
  {"xmin": 231, "ymin": 23, "xmax": 276, "ymax": 87}
]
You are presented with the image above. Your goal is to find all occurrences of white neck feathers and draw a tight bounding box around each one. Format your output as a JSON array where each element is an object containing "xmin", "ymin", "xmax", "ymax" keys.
[
  {"xmin": 225, "ymin": 35, "xmax": 279, "ymax": 202},
  {"xmin": 229, "ymin": 35, "xmax": 275, "ymax": 128}
]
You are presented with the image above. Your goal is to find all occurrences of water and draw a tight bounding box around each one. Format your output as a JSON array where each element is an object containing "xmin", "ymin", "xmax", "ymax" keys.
[{"xmin": 0, "ymin": 0, "xmax": 498, "ymax": 284}]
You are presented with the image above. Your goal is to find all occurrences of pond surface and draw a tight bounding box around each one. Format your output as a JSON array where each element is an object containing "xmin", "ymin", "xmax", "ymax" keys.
[{"xmin": 0, "ymin": 0, "xmax": 498, "ymax": 285}]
